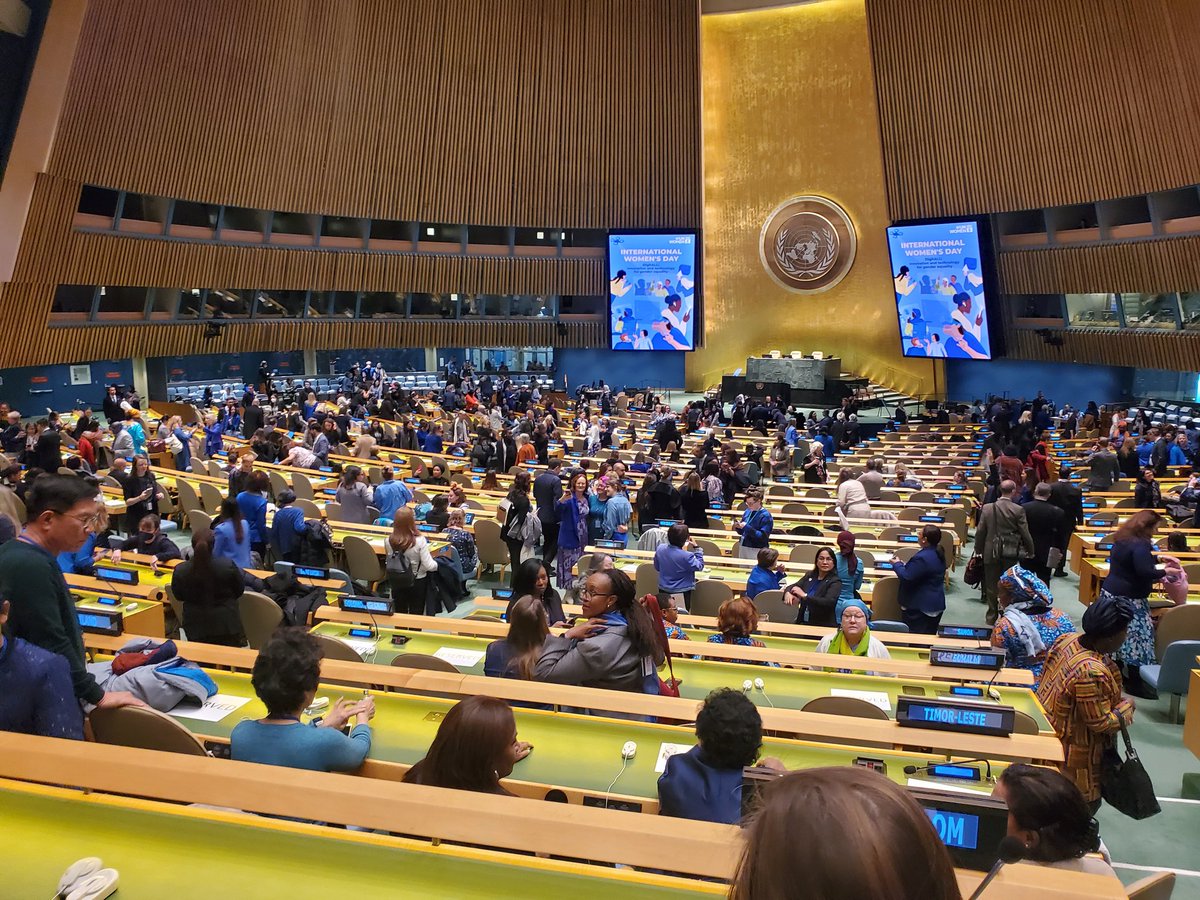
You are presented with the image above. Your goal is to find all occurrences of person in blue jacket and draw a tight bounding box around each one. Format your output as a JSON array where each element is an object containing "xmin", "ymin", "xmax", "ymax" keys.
[
  {"xmin": 889, "ymin": 524, "xmax": 947, "ymax": 634},
  {"xmin": 745, "ymin": 547, "xmax": 785, "ymax": 600},
  {"xmin": 235, "ymin": 471, "xmax": 271, "ymax": 559},
  {"xmin": 270, "ymin": 490, "xmax": 309, "ymax": 564},
  {"xmin": 734, "ymin": 487, "xmax": 773, "ymax": 559},
  {"xmin": 657, "ymin": 688, "xmax": 782, "ymax": 824}
]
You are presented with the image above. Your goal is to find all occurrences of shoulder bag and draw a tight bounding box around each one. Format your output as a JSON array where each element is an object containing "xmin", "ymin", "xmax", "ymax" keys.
[{"xmin": 1100, "ymin": 709, "xmax": 1161, "ymax": 819}]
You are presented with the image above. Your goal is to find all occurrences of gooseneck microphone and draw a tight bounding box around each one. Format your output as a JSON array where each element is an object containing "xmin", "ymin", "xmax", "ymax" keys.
[
  {"xmin": 966, "ymin": 836, "xmax": 1027, "ymax": 900},
  {"xmin": 902, "ymin": 757, "xmax": 994, "ymax": 782}
]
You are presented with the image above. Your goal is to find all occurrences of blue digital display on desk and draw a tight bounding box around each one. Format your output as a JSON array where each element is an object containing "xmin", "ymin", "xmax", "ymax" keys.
[
  {"xmin": 899, "ymin": 534, "xmax": 919, "ymax": 543},
  {"xmin": 294, "ymin": 566, "xmax": 328, "ymax": 579},
  {"xmin": 948, "ymin": 486, "xmax": 964, "ymax": 492},
  {"xmin": 77, "ymin": 610, "xmax": 122, "ymax": 635},
  {"xmin": 949, "ymin": 686, "xmax": 984, "ymax": 697},
  {"xmin": 340, "ymin": 596, "xmax": 394, "ymax": 615},
  {"xmin": 348, "ymin": 627, "xmax": 375, "ymax": 639},
  {"xmin": 319, "ymin": 467, "xmax": 333, "ymax": 472},
  {"xmin": 775, "ymin": 475, "xmax": 793, "ymax": 483},
  {"xmin": 937, "ymin": 624, "xmax": 991, "ymax": 640},
  {"xmin": 95, "ymin": 596, "xmax": 120, "ymax": 606},
  {"xmin": 928, "ymin": 763, "xmax": 982, "ymax": 781},
  {"xmin": 1082, "ymin": 502, "xmax": 1098, "ymax": 509},
  {"xmin": 95, "ymin": 566, "xmax": 137, "ymax": 585},
  {"xmin": 472, "ymin": 467, "xmax": 486, "ymax": 473},
  {"xmin": 405, "ymin": 478, "xmax": 421, "ymax": 484},
  {"xmin": 919, "ymin": 515, "xmax": 944, "ymax": 523},
  {"xmin": 1098, "ymin": 543, "xmax": 1113, "ymax": 550},
  {"xmin": 897, "ymin": 696, "xmax": 1014, "ymax": 736},
  {"xmin": 419, "ymin": 523, "xmax": 439, "ymax": 532},
  {"xmin": 935, "ymin": 498, "xmax": 953, "ymax": 504},
  {"xmin": 876, "ymin": 561, "xmax": 894, "ymax": 570},
  {"xmin": 929, "ymin": 648, "xmax": 1004, "ymax": 670},
  {"xmin": 924, "ymin": 808, "xmax": 980, "ymax": 850}
]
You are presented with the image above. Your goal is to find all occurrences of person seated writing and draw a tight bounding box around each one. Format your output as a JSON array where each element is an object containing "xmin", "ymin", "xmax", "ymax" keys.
[
  {"xmin": 112, "ymin": 513, "xmax": 181, "ymax": 564},
  {"xmin": 745, "ymin": 547, "xmax": 786, "ymax": 600},
  {"xmin": 658, "ymin": 688, "xmax": 781, "ymax": 824},
  {"xmin": 231, "ymin": 628, "xmax": 374, "ymax": 772},
  {"xmin": 402, "ymin": 695, "xmax": 531, "ymax": 795}
]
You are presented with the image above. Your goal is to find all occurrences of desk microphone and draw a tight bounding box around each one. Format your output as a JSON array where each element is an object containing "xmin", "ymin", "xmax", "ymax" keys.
[
  {"xmin": 966, "ymin": 836, "xmax": 1026, "ymax": 900},
  {"xmin": 902, "ymin": 758, "xmax": 994, "ymax": 782}
]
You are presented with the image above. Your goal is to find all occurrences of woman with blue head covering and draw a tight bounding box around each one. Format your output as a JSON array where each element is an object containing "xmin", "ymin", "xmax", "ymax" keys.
[
  {"xmin": 816, "ymin": 597, "xmax": 891, "ymax": 661},
  {"xmin": 991, "ymin": 564, "xmax": 1076, "ymax": 690}
]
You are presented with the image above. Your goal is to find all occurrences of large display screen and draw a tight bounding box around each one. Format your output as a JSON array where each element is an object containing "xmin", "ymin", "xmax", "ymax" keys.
[
  {"xmin": 887, "ymin": 220, "xmax": 992, "ymax": 360},
  {"xmin": 608, "ymin": 231, "xmax": 697, "ymax": 351}
]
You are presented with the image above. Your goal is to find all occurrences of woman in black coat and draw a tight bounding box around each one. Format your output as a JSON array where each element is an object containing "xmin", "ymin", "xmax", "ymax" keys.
[
  {"xmin": 783, "ymin": 546, "xmax": 843, "ymax": 627},
  {"xmin": 171, "ymin": 529, "xmax": 245, "ymax": 646}
]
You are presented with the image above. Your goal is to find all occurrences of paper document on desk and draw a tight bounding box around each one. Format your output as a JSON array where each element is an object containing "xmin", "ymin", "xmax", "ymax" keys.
[
  {"xmin": 172, "ymin": 694, "xmax": 251, "ymax": 722},
  {"xmin": 655, "ymin": 742, "xmax": 694, "ymax": 773},
  {"xmin": 829, "ymin": 688, "xmax": 892, "ymax": 711},
  {"xmin": 340, "ymin": 639, "xmax": 378, "ymax": 659},
  {"xmin": 433, "ymin": 647, "xmax": 485, "ymax": 668},
  {"xmin": 906, "ymin": 777, "xmax": 991, "ymax": 797}
]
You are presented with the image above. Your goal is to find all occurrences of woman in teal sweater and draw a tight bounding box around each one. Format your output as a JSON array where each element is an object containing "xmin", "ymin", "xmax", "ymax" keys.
[{"xmin": 232, "ymin": 628, "xmax": 374, "ymax": 772}]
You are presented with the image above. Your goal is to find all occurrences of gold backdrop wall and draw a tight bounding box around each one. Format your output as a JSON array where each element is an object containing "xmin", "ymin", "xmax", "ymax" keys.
[{"xmin": 692, "ymin": 0, "xmax": 939, "ymax": 398}]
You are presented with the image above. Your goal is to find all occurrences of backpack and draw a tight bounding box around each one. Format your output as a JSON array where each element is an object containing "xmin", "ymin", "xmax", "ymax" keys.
[{"xmin": 386, "ymin": 544, "xmax": 417, "ymax": 591}]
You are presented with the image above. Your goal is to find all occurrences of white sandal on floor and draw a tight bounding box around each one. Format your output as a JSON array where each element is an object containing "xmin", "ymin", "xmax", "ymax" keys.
[
  {"xmin": 55, "ymin": 858, "xmax": 102, "ymax": 898},
  {"xmin": 64, "ymin": 869, "xmax": 119, "ymax": 900}
]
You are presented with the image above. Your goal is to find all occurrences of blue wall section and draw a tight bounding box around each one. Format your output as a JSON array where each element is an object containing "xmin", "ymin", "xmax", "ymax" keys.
[
  {"xmin": 161, "ymin": 352, "xmax": 305, "ymax": 384},
  {"xmin": 555, "ymin": 348, "xmax": 686, "ymax": 392},
  {"xmin": 0, "ymin": 358, "xmax": 134, "ymax": 416},
  {"xmin": 945, "ymin": 359, "xmax": 1134, "ymax": 409}
]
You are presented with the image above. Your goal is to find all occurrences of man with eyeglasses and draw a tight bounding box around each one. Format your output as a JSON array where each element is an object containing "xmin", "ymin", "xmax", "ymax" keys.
[{"xmin": 0, "ymin": 475, "xmax": 145, "ymax": 714}]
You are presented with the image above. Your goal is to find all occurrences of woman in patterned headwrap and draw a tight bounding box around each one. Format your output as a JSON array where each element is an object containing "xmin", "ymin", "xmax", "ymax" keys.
[
  {"xmin": 1036, "ymin": 593, "xmax": 1136, "ymax": 810},
  {"xmin": 990, "ymin": 565, "xmax": 1076, "ymax": 689}
]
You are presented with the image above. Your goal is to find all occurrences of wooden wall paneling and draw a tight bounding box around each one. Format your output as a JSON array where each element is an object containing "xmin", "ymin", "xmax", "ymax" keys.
[
  {"xmin": 999, "ymin": 237, "xmax": 1200, "ymax": 295},
  {"xmin": 0, "ymin": 312, "xmax": 604, "ymax": 369},
  {"xmin": 45, "ymin": 0, "xmax": 701, "ymax": 229},
  {"xmin": 866, "ymin": 0, "xmax": 1200, "ymax": 221},
  {"xmin": 1007, "ymin": 327, "xmax": 1200, "ymax": 372}
]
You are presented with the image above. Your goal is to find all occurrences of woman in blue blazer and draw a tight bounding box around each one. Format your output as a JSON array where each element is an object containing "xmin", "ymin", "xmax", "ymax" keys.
[{"xmin": 889, "ymin": 524, "xmax": 947, "ymax": 634}]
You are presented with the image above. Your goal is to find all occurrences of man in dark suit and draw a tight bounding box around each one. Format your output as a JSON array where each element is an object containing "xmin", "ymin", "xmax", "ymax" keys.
[
  {"xmin": 533, "ymin": 458, "xmax": 564, "ymax": 565},
  {"xmin": 242, "ymin": 397, "xmax": 264, "ymax": 438},
  {"xmin": 1048, "ymin": 465, "xmax": 1084, "ymax": 577},
  {"xmin": 1021, "ymin": 482, "xmax": 1066, "ymax": 582}
]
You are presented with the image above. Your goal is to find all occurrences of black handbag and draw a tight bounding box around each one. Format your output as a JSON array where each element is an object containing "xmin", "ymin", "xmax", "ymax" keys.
[
  {"xmin": 1100, "ymin": 710, "xmax": 1161, "ymax": 820},
  {"xmin": 963, "ymin": 554, "xmax": 983, "ymax": 587}
]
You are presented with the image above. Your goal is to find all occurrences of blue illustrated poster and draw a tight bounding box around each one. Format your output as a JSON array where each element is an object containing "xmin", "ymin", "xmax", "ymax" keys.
[
  {"xmin": 608, "ymin": 232, "xmax": 697, "ymax": 351},
  {"xmin": 887, "ymin": 221, "xmax": 992, "ymax": 360}
]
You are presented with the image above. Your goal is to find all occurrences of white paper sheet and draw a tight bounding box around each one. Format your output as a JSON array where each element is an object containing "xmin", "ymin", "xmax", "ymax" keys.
[
  {"xmin": 171, "ymin": 694, "xmax": 251, "ymax": 723},
  {"xmin": 654, "ymin": 742, "xmax": 694, "ymax": 774},
  {"xmin": 433, "ymin": 647, "xmax": 485, "ymax": 668},
  {"xmin": 829, "ymin": 688, "xmax": 892, "ymax": 711},
  {"xmin": 906, "ymin": 777, "xmax": 992, "ymax": 797},
  {"xmin": 340, "ymin": 638, "xmax": 378, "ymax": 659}
]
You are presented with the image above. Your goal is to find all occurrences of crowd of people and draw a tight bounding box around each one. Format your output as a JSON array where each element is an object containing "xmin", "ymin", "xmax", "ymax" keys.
[{"xmin": 0, "ymin": 373, "xmax": 1192, "ymax": 897}]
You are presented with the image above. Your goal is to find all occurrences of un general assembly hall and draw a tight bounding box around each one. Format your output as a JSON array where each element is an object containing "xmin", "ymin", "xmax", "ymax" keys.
[{"xmin": 1, "ymin": 1, "xmax": 1199, "ymax": 897}]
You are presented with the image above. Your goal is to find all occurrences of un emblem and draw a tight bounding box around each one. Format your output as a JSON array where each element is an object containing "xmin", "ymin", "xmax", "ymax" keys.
[{"xmin": 759, "ymin": 196, "xmax": 857, "ymax": 293}]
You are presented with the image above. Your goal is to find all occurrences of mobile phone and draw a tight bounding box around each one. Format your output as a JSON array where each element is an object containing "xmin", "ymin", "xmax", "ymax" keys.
[{"xmin": 391, "ymin": 634, "xmax": 410, "ymax": 646}]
